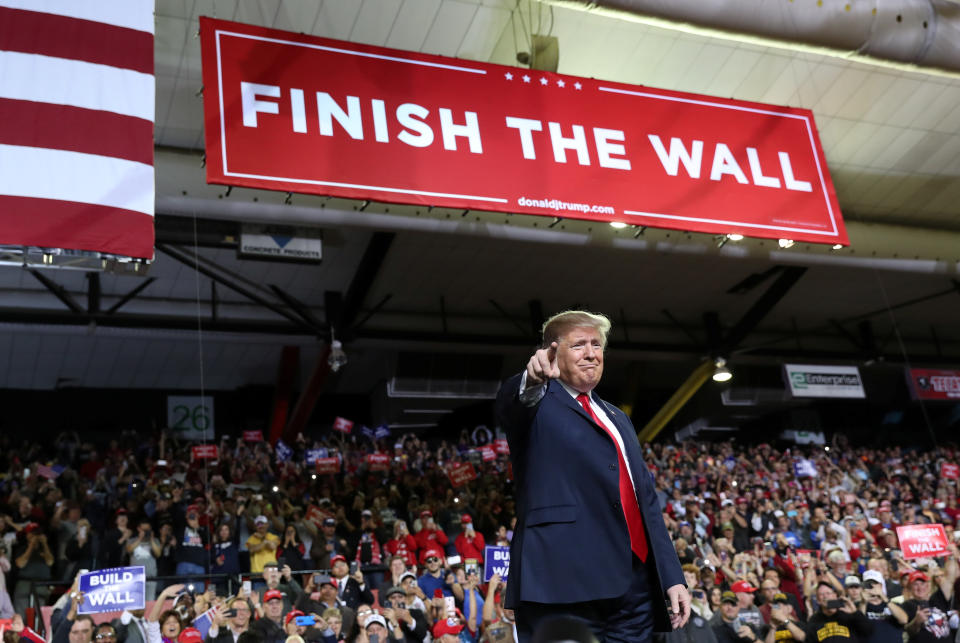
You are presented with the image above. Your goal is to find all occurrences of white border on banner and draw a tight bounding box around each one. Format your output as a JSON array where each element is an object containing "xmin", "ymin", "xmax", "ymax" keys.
[
  {"xmin": 211, "ymin": 28, "xmax": 839, "ymax": 235},
  {"xmin": 214, "ymin": 30, "xmax": 505, "ymax": 204},
  {"xmin": 600, "ymin": 86, "xmax": 838, "ymax": 237}
]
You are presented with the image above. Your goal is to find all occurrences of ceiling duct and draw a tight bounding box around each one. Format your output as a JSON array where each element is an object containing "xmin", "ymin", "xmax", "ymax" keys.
[
  {"xmin": 387, "ymin": 352, "xmax": 502, "ymax": 399},
  {"xmin": 549, "ymin": 0, "xmax": 960, "ymax": 76},
  {"xmin": 517, "ymin": 34, "xmax": 560, "ymax": 71}
]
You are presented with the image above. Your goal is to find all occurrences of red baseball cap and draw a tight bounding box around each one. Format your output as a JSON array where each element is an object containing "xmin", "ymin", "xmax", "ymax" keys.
[
  {"xmin": 330, "ymin": 555, "xmax": 347, "ymax": 566},
  {"xmin": 284, "ymin": 610, "xmax": 304, "ymax": 626},
  {"xmin": 420, "ymin": 548, "xmax": 444, "ymax": 565},
  {"xmin": 432, "ymin": 617, "xmax": 464, "ymax": 637},
  {"xmin": 263, "ymin": 589, "xmax": 284, "ymax": 602},
  {"xmin": 179, "ymin": 629, "xmax": 203, "ymax": 643},
  {"xmin": 23, "ymin": 522, "xmax": 41, "ymax": 535},
  {"xmin": 420, "ymin": 510, "xmax": 433, "ymax": 519},
  {"xmin": 461, "ymin": 514, "xmax": 472, "ymax": 524},
  {"xmin": 731, "ymin": 580, "xmax": 757, "ymax": 593},
  {"xmin": 908, "ymin": 571, "xmax": 929, "ymax": 584}
]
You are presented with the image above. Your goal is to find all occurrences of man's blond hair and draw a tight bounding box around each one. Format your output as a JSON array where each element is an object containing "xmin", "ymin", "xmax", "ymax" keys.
[{"xmin": 541, "ymin": 310, "xmax": 611, "ymax": 348}]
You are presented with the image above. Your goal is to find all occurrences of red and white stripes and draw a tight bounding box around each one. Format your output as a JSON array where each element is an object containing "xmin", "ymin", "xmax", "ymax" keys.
[{"xmin": 0, "ymin": 0, "xmax": 155, "ymax": 259}]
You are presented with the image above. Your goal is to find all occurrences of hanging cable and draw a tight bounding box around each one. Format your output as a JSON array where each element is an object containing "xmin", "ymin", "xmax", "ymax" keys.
[
  {"xmin": 190, "ymin": 207, "xmax": 213, "ymax": 575},
  {"xmin": 873, "ymin": 269, "xmax": 938, "ymax": 447}
]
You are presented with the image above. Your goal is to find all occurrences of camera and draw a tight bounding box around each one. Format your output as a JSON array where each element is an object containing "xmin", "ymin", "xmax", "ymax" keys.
[{"xmin": 826, "ymin": 599, "xmax": 846, "ymax": 609}]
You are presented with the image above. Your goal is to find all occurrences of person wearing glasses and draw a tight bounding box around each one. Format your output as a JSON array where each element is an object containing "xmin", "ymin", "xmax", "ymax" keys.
[
  {"xmin": 417, "ymin": 549, "xmax": 463, "ymax": 602},
  {"xmin": 95, "ymin": 624, "xmax": 119, "ymax": 643}
]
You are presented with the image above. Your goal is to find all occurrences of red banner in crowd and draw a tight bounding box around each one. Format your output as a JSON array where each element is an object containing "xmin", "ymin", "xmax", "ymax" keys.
[
  {"xmin": 199, "ymin": 18, "xmax": 846, "ymax": 246},
  {"xmin": 243, "ymin": 430, "xmax": 263, "ymax": 442},
  {"xmin": 479, "ymin": 446, "xmax": 496, "ymax": 462},
  {"xmin": 448, "ymin": 462, "xmax": 478, "ymax": 487},
  {"xmin": 333, "ymin": 416, "xmax": 354, "ymax": 434},
  {"xmin": 191, "ymin": 445, "xmax": 219, "ymax": 460},
  {"xmin": 493, "ymin": 439, "xmax": 510, "ymax": 455},
  {"xmin": 366, "ymin": 453, "xmax": 390, "ymax": 471},
  {"xmin": 942, "ymin": 463, "xmax": 960, "ymax": 480},
  {"xmin": 897, "ymin": 524, "xmax": 949, "ymax": 559},
  {"xmin": 315, "ymin": 457, "xmax": 341, "ymax": 475},
  {"xmin": 909, "ymin": 368, "xmax": 960, "ymax": 400}
]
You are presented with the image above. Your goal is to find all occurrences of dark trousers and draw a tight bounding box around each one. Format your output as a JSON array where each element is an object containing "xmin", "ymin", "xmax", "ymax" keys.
[{"xmin": 516, "ymin": 556, "xmax": 654, "ymax": 643}]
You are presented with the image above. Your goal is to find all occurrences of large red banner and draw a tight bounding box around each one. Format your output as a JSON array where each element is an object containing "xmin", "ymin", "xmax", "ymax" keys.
[
  {"xmin": 909, "ymin": 368, "xmax": 960, "ymax": 400},
  {"xmin": 199, "ymin": 18, "xmax": 846, "ymax": 246},
  {"xmin": 896, "ymin": 524, "xmax": 949, "ymax": 559}
]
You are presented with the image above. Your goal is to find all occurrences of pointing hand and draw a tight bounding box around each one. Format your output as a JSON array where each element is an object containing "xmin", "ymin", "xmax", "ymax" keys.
[{"xmin": 526, "ymin": 342, "xmax": 559, "ymax": 386}]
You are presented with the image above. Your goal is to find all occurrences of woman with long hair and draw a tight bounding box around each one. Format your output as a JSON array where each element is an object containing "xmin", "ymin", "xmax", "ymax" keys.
[
  {"xmin": 383, "ymin": 520, "xmax": 418, "ymax": 569},
  {"xmin": 276, "ymin": 524, "xmax": 307, "ymax": 572}
]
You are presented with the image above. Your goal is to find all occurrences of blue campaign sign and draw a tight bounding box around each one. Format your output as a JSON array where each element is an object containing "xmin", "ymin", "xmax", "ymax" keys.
[
  {"xmin": 78, "ymin": 566, "xmax": 145, "ymax": 614},
  {"xmin": 483, "ymin": 546, "xmax": 510, "ymax": 582}
]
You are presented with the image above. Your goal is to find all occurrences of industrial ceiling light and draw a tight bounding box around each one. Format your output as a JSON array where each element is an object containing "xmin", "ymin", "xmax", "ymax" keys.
[
  {"xmin": 610, "ymin": 221, "xmax": 628, "ymax": 229},
  {"xmin": 832, "ymin": 243, "xmax": 843, "ymax": 250},
  {"xmin": 327, "ymin": 330, "xmax": 348, "ymax": 372},
  {"xmin": 712, "ymin": 358, "xmax": 733, "ymax": 382},
  {"xmin": 726, "ymin": 233, "xmax": 744, "ymax": 241},
  {"xmin": 778, "ymin": 239, "xmax": 795, "ymax": 249}
]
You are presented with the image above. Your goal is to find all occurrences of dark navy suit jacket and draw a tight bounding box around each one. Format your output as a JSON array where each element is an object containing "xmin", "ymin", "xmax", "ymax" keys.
[{"xmin": 495, "ymin": 373, "xmax": 684, "ymax": 631}]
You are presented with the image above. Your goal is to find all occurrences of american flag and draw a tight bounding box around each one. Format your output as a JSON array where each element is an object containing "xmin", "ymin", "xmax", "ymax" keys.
[
  {"xmin": 36, "ymin": 464, "xmax": 60, "ymax": 480},
  {"xmin": 333, "ymin": 416, "xmax": 354, "ymax": 434},
  {"xmin": 0, "ymin": 0, "xmax": 155, "ymax": 258}
]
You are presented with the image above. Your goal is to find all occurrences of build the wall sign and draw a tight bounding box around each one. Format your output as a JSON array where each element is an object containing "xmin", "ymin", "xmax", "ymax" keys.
[{"xmin": 200, "ymin": 18, "xmax": 847, "ymax": 245}]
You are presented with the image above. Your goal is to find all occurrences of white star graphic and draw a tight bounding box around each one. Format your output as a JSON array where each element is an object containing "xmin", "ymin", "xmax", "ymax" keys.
[
  {"xmin": 522, "ymin": 74, "xmax": 531, "ymax": 83},
  {"xmin": 505, "ymin": 72, "xmax": 513, "ymax": 80},
  {"xmin": 539, "ymin": 77, "xmax": 548, "ymax": 86},
  {"xmin": 574, "ymin": 82, "xmax": 582, "ymax": 90},
  {"xmin": 557, "ymin": 79, "xmax": 565, "ymax": 88}
]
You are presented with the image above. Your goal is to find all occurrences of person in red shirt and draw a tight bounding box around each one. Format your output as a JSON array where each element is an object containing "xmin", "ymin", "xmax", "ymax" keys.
[
  {"xmin": 453, "ymin": 514, "xmax": 485, "ymax": 565},
  {"xmin": 383, "ymin": 519, "xmax": 418, "ymax": 568},
  {"xmin": 413, "ymin": 510, "xmax": 448, "ymax": 553}
]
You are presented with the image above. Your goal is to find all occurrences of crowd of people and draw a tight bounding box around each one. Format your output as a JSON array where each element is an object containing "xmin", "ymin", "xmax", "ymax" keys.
[{"xmin": 2, "ymin": 427, "xmax": 960, "ymax": 643}]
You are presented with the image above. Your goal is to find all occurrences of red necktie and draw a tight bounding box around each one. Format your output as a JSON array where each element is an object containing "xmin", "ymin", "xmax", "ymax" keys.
[{"xmin": 577, "ymin": 393, "xmax": 648, "ymax": 562}]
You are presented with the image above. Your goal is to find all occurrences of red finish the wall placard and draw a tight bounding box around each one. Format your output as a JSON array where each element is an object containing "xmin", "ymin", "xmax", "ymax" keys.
[{"xmin": 200, "ymin": 17, "xmax": 847, "ymax": 245}]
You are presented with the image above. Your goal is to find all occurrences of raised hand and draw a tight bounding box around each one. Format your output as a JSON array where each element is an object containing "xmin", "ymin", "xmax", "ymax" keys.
[{"xmin": 525, "ymin": 342, "xmax": 559, "ymax": 387}]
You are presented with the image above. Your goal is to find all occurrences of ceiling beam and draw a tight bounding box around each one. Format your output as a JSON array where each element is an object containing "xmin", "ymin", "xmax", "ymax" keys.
[
  {"xmin": 29, "ymin": 270, "xmax": 83, "ymax": 314},
  {"xmin": 722, "ymin": 266, "xmax": 807, "ymax": 354},
  {"xmin": 86, "ymin": 273, "xmax": 101, "ymax": 314},
  {"xmin": 1, "ymin": 306, "xmax": 958, "ymax": 364},
  {"xmin": 157, "ymin": 243, "xmax": 318, "ymax": 333},
  {"xmin": 342, "ymin": 232, "xmax": 395, "ymax": 334},
  {"xmin": 105, "ymin": 277, "xmax": 156, "ymax": 314}
]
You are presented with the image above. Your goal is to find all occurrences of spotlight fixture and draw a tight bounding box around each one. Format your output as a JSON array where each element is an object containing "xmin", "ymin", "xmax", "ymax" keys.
[
  {"xmin": 328, "ymin": 330, "xmax": 347, "ymax": 372},
  {"xmin": 832, "ymin": 243, "xmax": 843, "ymax": 250},
  {"xmin": 610, "ymin": 221, "xmax": 628, "ymax": 229},
  {"xmin": 712, "ymin": 358, "xmax": 733, "ymax": 382},
  {"xmin": 778, "ymin": 239, "xmax": 795, "ymax": 249},
  {"xmin": 726, "ymin": 233, "xmax": 744, "ymax": 241}
]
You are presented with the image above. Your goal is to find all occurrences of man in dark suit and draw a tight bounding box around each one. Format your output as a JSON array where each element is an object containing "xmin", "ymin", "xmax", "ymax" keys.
[{"xmin": 496, "ymin": 310, "xmax": 690, "ymax": 642}]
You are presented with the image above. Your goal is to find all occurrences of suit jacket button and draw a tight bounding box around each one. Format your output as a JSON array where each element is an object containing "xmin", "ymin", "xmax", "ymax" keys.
[{"xmin": 609, "ymin": 463, "xmax": 616, "ymax": 470}]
